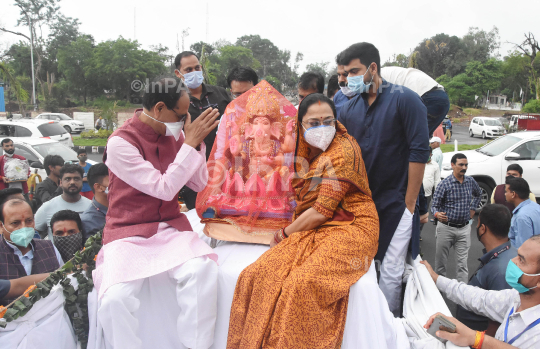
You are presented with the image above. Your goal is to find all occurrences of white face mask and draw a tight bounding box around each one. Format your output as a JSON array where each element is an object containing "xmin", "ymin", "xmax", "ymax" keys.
[
  {"xmin": 142, "ymin": 110, "xmax": 184, "ymax": 141},
  {"xmin": 302, "ymin": 125, "xmax": 336, "ymax": 152},
  {"xmin": 340, "ymin": 85, "xmax": 357, "ymax": 98}
]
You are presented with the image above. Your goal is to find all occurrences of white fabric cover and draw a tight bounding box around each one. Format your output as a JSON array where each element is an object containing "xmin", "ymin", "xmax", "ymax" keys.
[
  {"xmin": 0, "ymin": 276, "xmax": 78, "ymax": 349},
  {"xmin": 183, "ymin": 210, "xmax": 410, "ymax": 349},
  {"xmin": 3, "ymin": 210, "xmax": 472, "ymax": 349},
  {"xmin": 402, "ymin": 255, "xmax": 467, "ymax": 349}
]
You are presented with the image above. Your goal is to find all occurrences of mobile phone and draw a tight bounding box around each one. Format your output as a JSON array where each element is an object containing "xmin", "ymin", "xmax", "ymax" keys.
[{"xmin": 427, "ymin": 315, "xmax": 457, "ymax": 343}]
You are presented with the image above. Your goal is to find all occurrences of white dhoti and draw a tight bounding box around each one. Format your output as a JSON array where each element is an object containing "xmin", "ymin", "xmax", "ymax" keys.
[
  {"xmin": 93, "ymin": 223, "xmax": 218, "ymax": 349},
  {"xmin": 98, "ymin": 256, "xmax": 217, "ymax": 349},
  {"xmin": 379, "ymin": 208, "xmax": 414, "ymax": 316}
]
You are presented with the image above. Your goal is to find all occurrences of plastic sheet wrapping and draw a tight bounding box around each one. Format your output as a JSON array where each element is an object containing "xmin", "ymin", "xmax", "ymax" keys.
[
  {"xmin": 3, "ymin": 157, "xmax": 29, "ymax": 182},
  {"xmin": 196, "ymin": 81, "xmax": 298, "ymax": 244}
]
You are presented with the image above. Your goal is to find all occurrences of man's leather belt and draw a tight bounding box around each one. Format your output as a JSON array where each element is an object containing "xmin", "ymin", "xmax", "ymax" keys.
[{"xmin": 440, "ymin": 220, "xmax": 469, "ymax": 228}]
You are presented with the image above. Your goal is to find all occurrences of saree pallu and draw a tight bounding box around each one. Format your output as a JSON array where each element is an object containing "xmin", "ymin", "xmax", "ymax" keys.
[{"xmin": 226, "ymin": 122, "xmax": 379, "ymax": 349}]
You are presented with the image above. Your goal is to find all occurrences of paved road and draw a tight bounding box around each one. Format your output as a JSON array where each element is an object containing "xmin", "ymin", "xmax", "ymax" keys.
[
  {"xmin": 420, "ymin": 211, "xmax": 484, "ymax": 316},
  {"xmin": 446, "ymin": 124, "xmax": 489, "ymax": 146}
]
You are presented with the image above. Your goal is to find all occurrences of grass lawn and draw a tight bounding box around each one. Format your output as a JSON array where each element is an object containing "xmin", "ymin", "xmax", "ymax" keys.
[
  {"xmin": 440, "ymin": 144, "xmax": 484, "ymax": 153},
  {"xmin": 73, "ymin": 138, "xmax": 108, "ymax": 147}
]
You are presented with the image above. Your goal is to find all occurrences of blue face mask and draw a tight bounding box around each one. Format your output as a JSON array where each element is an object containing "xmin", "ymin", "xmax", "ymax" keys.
[
  {"xmin": 505, "ymin": 260, "xmax": 540, "ymax": 293},
  {"xmin": 182, "ymin": 71, "xmax": 204, "ymax": 89},
  {"xmin": 347, "ymin": 64, "xmax": 374, "ymax": 95},
  {"xmin": 3, "ymin": 224, "xmax": 35, "ymax": 248}
]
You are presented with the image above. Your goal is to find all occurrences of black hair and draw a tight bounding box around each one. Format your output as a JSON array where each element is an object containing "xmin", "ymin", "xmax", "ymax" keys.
[
  {"xmin": 43, "ymin": 155, "xmax": 65, "ymax": 176},
  {"xmin": 142, "ymin": 76, "xmax": 186, "ymax": 111},
  {"xmin": 1, "ymin": 138, "xmax": 13, "ymax": 146},
  {"xmin": 0, "ymin": 188, "xmax": 25, "ymax": 221},
  {"xmin": 174, "ymin": 51, "xmax": 198, "ymax": 69},
  {"xmin": 0, "ymin": 188, "xmax": 24, "ymax": 204},
  {"xmin": 337, "ymin": 42, "xmax": 381, "ymax": 75},
  {"xmin": 87, "ymin": 163, "xmax": 109, "ymax": 193},
  {"xmin": 59, "ymin": 163, "xmax": 84, "ymax": 180},
  {"xmin": 299, "ymin": 72, "xmax": 325, "ymax": 94},
  {"xmin": 76, "ymin": 148, "xmax": 87, "ymax": 156},
  {"xmin": 227, "ymin": 67, "xmax": 259, "ymax": 87},
  {"xmin": 50, "ymin": 209, "xmax": 83, "ymax": 233},
  {"xmin": 506, "ymin": 177, "xmax": 530, "ymax": 200},
  {"xmin": 327, "ymin": 74, "xmax": 339, "ymax": 99},
  {"xmin": 479, "ymin": 204, "xmax": 511, "ymax": 239},
  {"xmin": 507, "ymin": 163, "xmax": 523, "ymax": 176},
  {"xmin": 451, "ymin": 153, "xmax": 467, "ymax": 164},
  {"xmin": 0, "ymin": 198, "xmax": 30, "ymax": 224}
]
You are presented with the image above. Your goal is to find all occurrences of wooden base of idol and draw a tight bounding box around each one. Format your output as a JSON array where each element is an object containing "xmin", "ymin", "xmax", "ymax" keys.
[{"xmin": 203, "ymin": 222, "xmax": 273, "ymax": 245}]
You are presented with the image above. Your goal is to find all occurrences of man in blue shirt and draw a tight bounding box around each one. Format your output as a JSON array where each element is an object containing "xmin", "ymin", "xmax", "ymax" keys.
[
  {"xmin": 505, "ymin": 177, "xmax": 540, "ymax": 248},
  {"xmin": 77, "ymin": 149, "xmax": 93, "ymax": 200},
  {"xmin": 338, "ymin": 42, "xmax": 430, "ymax": 315},
  {"xmin": 81, "ymin": 163, "xmax": 109, "ymax": 239},
  {"xmin": 431, "ymin": 153, "xmax": 482, "ymax": 283},
  {"xmin": 456, "ymin": 204, "xmax": 517, "ymax": 334}
]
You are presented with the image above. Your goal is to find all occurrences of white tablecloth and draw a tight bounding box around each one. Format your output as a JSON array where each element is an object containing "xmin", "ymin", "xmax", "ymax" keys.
[{"xmin": 2, "ymin": 210, "xmax": 470, "ymax": 349}]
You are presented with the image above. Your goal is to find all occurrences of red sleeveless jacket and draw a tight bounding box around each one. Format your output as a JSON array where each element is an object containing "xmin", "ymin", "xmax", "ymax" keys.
[{"xmin": 102, "ymin": 110, "xmax": 192, "ymax": 244}]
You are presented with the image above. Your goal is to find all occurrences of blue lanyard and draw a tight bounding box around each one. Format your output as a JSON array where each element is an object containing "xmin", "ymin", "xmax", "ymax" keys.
[{"xmin": 504, "ymin": 307, "xmax": 540, "ymax": 344}]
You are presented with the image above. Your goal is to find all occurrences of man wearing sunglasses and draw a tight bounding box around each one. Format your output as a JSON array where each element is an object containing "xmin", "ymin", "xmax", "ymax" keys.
[{"xmin": 96, "ymin": 76, "xmax": 220, "ymax": 349}]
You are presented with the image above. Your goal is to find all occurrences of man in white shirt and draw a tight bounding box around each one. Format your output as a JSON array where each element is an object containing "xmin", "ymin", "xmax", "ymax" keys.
[
  {"xmin": 430, "ymin": 136, "xmax": 443, "ymax": 171},
  {"xmin": 421, "ymin": 235, "xmax": 540, "ymax": 348},
  {"xmin": 382, "ymin": 66, "xmax": 449, "ymax": 137},
  {"xmin": 421, "ymin": 149, "xmax": 440, "ymax": 232},
  {"xmin": 35, "ymin": 164, "xmax": 91, "ymax": 239}
]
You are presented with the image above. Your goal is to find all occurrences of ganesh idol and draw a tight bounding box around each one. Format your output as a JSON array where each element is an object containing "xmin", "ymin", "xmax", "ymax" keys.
[{"xmin": 196, "ymin": 81, "xmax": 298, "ymax": 244}]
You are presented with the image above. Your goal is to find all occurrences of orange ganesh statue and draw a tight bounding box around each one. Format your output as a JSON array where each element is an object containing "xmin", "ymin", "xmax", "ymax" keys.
[{"xmin": 196, "ymin": 81, "xmax": 297, "ymax": 244}]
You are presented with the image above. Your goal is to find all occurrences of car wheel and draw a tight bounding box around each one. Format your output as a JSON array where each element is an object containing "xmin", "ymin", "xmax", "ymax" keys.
[
  {"xmin": 64, "ymin": 126, "xmax": 72, "ymax": 133},
  {"xmin": 476, "ymin": 181, "xmax": 492, "ymax": 211},
  {"xmin": 482, "ymin": 131, "xmax": 486, "ymax": 139},
  {"xmin": 469, "ymin": 129, "xmax": 474, "ymax": 137}
]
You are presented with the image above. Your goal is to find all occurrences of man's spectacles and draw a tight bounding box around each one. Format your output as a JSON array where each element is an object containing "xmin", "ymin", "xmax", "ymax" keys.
[
  {"xmin": 303, "ymin": 118, "xmax": 336, "ymax": 128},
  {"xmin": 169, "ymin": 108, "xmax": 188, "ymax": 122}
]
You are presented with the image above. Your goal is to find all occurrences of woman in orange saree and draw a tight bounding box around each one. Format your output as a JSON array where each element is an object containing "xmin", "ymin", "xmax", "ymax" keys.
[{"xmin": 226, "ymin": 93, "xmax": 379, "ymax": 349}]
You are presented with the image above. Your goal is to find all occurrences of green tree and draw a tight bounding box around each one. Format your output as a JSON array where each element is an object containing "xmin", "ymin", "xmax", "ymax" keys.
[
  {"xmin": 190, "ymin": 41, "xmax": 214, "ymax": 57},
  {"xmin": 57, "ymin": 35, "xmax": 96, "ymax": 104},
  {"xmin": 464, "ymin": 59, "xmax": 503, "ymax": 98},
  {"xmin": 207, "ymin": 45, "xmax": 260, "ymax": 87},
  {"xmin": 0, "ymin": 61, "xmax": 29, "ymax": 113},
  {"xmin": 235, "ymin": 35, "xmax": 295, "ymax": 89},
  {"xmin": 510, "ymin": 32, "xmax": 540, "ymax": 100},
  {"xmin": 501, "ymin": 51, "xmax": 530, "ymax": 101},
  {"xmin": 383, "ymin": 53, "xmax": 409, "ymax": 68},
  {"xmin": 88, "ymin": 37, "xmax": 167, "ymax": 101},
  {"xmin": 522, "ymin": 99, "xmax": 540, "ymax": 113},
  {"xmin": 305, "ymin": 61, "xmax": 329, "ymax": 81},
  {"xmin": 439, "ymin": 73, "xmax": 475, "ymax": 106}
]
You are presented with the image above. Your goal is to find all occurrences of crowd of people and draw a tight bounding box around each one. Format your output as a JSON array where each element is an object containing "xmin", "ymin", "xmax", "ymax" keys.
[{"xmin": 1, "ymin": 41, "xmax": 540, "ymax": 349}]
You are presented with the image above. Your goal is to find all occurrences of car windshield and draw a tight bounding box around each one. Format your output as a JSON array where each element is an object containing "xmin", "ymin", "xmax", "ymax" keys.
[
  {"xmin": 476, "ymin": 135, "xmax": 521, "ymax": 156},
  {"xmin": 37, "ymin": 123, "xmax": 68, "ymax": 136},
  {"xmin": 31, "ymin": 142, "xmax": 78, "ymax": 162},
  {"xmin": 484, "ymin": 119, "xmax": 502, "ymax": 126},
  {"xmin": 55, "ymin": 114, "xmax": 72, "ymax": 120}
]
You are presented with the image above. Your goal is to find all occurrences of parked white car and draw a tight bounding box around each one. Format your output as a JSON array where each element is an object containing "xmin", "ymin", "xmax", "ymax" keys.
[
  {"xmin": 35, "ymin": 113, "xmax": 85, "ymax": 134},
  {"xmin": 0, "ymin": 119, "xmax": 74, "ymax": 147},
  {"xmin": 469, "ymin": 116, "xmax": 506, "ymax": 139},
  {"xmin": 1, "ymin": 137, "xmax": 96, "ymax": 181},
  {"xmin": 441, "ymin": 131, "xmax": 540, "ymax": 209}
]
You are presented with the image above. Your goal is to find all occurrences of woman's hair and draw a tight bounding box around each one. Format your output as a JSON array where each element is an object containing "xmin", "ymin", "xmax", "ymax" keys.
[{"xmin": 297, "ymin": 93, "xmax": 337, "ymax": 124}]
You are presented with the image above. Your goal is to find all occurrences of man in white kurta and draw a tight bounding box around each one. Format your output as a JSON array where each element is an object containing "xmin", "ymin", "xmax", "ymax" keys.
[{"xmin": 94, "ymin": 77, "xmax": 221, "ymax": 349}]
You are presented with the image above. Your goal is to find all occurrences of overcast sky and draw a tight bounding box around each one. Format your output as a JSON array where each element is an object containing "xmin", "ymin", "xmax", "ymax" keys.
[{"xmin": 1, "ymin": 0, "xmax": 539, "ymax": 72}]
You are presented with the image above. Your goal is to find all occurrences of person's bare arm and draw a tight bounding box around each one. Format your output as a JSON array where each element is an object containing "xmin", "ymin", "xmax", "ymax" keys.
[
  {"xmin": 270, "ymin": 208, "xmax": 328, "ymax": 248},
  {"xmin": 406, "ymin": 162, "xmax": 425, "ymax": 214},
  {"xmin": 5, "ymin": 273, "xmax": 49, "ymax": 299}
]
